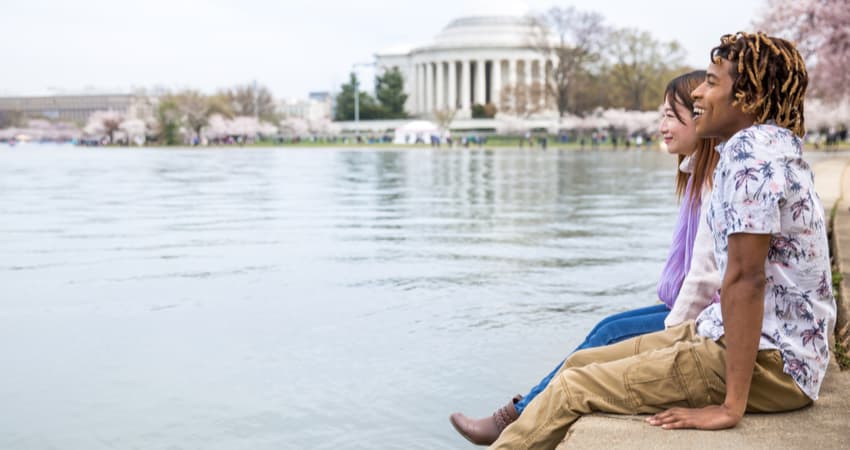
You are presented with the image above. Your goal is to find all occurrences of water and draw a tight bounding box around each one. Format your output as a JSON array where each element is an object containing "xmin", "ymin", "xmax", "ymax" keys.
[{"xmin": 0, "ymin": 145, "xmax": 680, "ymax": 449}]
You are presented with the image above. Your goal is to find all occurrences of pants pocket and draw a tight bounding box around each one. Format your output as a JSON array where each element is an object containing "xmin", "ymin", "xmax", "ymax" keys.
[
  {"xmin": 624, "ymin": 344, "xmax": 714, "ymax": 411},
  {"xmin": 747, "ymin": 350, "xmax": 812, "ymax": 412}
]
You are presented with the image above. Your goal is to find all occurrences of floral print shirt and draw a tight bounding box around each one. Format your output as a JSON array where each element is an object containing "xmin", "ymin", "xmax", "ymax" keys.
[{"xmin": 695, "ymin": 123, "xmax": 836, "ymax": 400}]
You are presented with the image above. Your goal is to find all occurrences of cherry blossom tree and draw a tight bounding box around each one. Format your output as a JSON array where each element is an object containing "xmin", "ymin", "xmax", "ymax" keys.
[
  {"xmin": 754, "ymin": 0, "xmax": 850, "ymax": 100},
  {"xmin": 279, "ymin": 117, "xmax": 310, "ymax": 138},
  {"xmin": 84, "ymin": 110, "xmax": 124, "ymax": 143},
  {"xmin": 167, "ymin": 90, "xmax": 232, "ymax": 143},
  {"xmin": 205, "ymin": 114, "xmax": 277, "ymax": 143},
  {"xmin": 805, "ymin": 98, "xmax": 850, "ymax": 130},
  {"xmin": 119, "ymin": 119, "xmax": 148, "ymax": 145},
  {"xmin": 600, "ymin": 108, "xmax": 659, "ymax": 136},
  {"xmin": 495, "ymin": 115, "xmax": 528, "ymax": 135},
  {"xmin": 1, "ymin": 119, "xmax": 81, "ymax": 142},
  {"xmin": 308, "ymin": 118, "xmax": 341, "ymax": 137}
]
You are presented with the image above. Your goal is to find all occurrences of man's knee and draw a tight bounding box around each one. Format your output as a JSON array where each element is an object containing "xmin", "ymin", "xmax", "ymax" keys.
[{"xmin": 564, "ymin": 343, "xmax": 624, "ymax": 369}]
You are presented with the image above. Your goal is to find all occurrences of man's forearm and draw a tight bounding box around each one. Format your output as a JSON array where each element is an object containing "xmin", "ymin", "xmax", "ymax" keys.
[
  {"xmin": 647, "ymin": 231, "xmax": 771, "ymax": 431},
  {"xmin": 719, "ymin": 273, "xmax": 765, "ymax": 415}
]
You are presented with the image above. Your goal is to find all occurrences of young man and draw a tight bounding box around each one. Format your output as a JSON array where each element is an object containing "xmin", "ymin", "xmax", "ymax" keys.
[{"xmin": 489, "ymin": 32, "xmax": 836, "ymax": 449}]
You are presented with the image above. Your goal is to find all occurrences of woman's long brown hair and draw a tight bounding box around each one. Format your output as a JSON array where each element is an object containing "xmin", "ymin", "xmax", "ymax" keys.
[{"xmin": 665, "ymin": 71, "xmax": 720, "ymax": 205}]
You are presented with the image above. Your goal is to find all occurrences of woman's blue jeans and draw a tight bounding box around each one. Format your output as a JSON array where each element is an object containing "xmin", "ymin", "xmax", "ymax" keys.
[{"xmin": 514, "ymin": 303, "xmax": 670, "ymax": 414}]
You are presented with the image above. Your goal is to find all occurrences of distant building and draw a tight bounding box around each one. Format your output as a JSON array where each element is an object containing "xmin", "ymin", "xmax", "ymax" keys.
[
  {"xmin": 375, "ymin": 10, "xmax": 555, "ymax": 118},
  {"xmin": 0, "ymin": 93, "xmax": 154, "ymax": 124},
  {"xmin": 279, "ymin": 93, "xmax": 333, "ymax": 122},
  {"xmin": 308, "ymin": 91, "xmax": 332, "ymax": 103}
]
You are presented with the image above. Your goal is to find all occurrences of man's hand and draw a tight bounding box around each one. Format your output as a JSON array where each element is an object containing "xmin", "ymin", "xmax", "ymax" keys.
[{"xmin": 646, "ymin": 404, "xmax": 743, "ymax": 430}]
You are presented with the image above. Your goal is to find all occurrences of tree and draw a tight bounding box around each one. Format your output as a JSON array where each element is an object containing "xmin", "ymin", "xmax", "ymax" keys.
[
  {"xmin": 206, "ymin": 115, "xmax": 278, "ymax": 142},
  {"xmin": 754, "ymin": 0, "xmax": 850, "ymax": 100},
  {"xmin": 84, "ymin": 110, "xmax": 124, "ymax": 143},
  {"xmin": 0, "ymin": 110, "xmax": 22, "ymax": 129},
  {"xmin": 119, "ymin": 119, "xmax": 147, "ymax": 145},
  {"xmin": 471, "ymin": 103, "xmax": 497, "ymax": 119},
  {"xmin": 279, "ymin": 117, "xmax": 310, "ymax": 138},
  {"xmin": 171, "ymin": 90, "xmax": 232, "ymax": 142},
  {"xmin": 307, "ymin": 117, "xmax": 341, "ymax": 137},
  {"xmin": 220, "ymin": 82, "xmax": 279, "ymax": 122},
  {"xmin": 433, "ymin": 108, "xmax": 458, "ymax": 131},
  {"xmin": 606, "ymin": 28, "xmax": 687, "ymax": 110},
  {"xmin": 375, "ymin": 68, "xmax": 409, "ymax": 118},
  {"xmin": 529, "ymin": 6, "xmax": 609, "ymax": 117},
  {"xmin": 500, "ymin": 82, "xmax": 547, "ymax": 118},
  {"xmin": 334, "ymin": 73, "xmax": 385, "ymax": 120},
  {"xmin": 569, "ymin": 70, "xmax": 613, "ymax": 114},
  {"xmin": 155, "ymin": 97, "xmax": 181, "ymax": 145}
]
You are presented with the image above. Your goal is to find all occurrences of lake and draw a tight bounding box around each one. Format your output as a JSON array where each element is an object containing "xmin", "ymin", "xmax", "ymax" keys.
[{"xmin": 0, "ymin": 145, "xmax": 683, "ymax": 449}]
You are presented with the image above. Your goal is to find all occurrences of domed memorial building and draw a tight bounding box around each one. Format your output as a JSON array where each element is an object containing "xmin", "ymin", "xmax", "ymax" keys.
[{"xmin": 375, "ymin": 6, "xmax": 557, "ymax": 119}]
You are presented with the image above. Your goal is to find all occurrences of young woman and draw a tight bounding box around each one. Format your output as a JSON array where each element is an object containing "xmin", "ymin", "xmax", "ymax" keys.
[{"xmin": 449, "ymin": 70, "xmax": 722, "ymax": 446}]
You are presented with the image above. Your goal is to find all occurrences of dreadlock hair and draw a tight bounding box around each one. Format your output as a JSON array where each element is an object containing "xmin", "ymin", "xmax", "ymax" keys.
[
  {"xmin": 711, "ymin": 31, "xmax": 808, "ymax": 137},
  {"xmin": 665, "ymin": 71, "xmax": 721, "ymax": 205}
]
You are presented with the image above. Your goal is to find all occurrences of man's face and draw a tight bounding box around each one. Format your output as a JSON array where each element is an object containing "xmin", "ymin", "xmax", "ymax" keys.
[{"xmin": 691, "ymin": 59, "xmax": 755, "ymax": 141}]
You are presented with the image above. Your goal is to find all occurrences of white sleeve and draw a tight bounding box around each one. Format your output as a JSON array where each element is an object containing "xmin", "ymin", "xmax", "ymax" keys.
[{"xmin": 664, "ymin": 191, "xmax": 721, "ymax": 328}]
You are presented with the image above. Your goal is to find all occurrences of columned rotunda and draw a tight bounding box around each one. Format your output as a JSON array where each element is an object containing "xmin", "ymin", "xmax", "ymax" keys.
[{"xmin": 375, "ymin": 14, "xmax": 556, "ymax": 119}]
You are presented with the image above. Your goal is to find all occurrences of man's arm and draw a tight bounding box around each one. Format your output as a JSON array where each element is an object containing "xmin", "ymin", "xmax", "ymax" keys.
[{"xmin": 647, "ymin": 232, "xmax": 770, "ymax": 430}]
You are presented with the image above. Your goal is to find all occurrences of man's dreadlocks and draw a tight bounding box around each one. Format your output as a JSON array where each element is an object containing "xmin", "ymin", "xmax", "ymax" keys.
[{"xmin": 711, "ymin": 32, "xmax": 808, "ymax": 137}]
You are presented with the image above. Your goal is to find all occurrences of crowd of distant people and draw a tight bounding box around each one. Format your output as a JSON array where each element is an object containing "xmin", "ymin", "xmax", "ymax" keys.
[{"xmin": 3, "ymin": 129, "xmax": 848, "ymax": 150}]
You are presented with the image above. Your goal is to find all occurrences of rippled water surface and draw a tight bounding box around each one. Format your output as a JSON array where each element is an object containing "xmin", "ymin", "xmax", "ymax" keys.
[{"xmin": 1, "ymin": 145, "xmax": 683, "ymax": 449}]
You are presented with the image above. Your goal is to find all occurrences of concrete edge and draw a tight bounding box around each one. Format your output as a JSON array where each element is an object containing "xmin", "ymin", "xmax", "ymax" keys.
[{"xmin": 833, "ymin": 161, "xmax": 850, "ymax": 355}]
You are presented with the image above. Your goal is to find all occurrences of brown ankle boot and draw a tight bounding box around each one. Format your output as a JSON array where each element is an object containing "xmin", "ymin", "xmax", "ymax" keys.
[{"xmin": 449, "ymin": 395, "xmax": 522, "ymax": 445}]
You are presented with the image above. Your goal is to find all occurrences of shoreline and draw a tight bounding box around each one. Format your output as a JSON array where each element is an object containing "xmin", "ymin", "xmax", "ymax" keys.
[{"xmin": 6, "ymin": 142, "xmax": 850, "ymax": 152}]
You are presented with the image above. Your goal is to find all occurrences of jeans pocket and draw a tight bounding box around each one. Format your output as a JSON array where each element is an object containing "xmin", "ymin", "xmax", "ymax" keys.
[{"xmin": 624, "ymin": 345, "xmax": 713, "ymax": 411}]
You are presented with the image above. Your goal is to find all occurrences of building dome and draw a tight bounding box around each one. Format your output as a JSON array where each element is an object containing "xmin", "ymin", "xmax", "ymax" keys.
[
  {"xmin": 374, "ymin": 7, "xmax": 555, "ymax": 119},
  {"xmin": 431, "ymin": 15, "xmax": 536, "ymax": 49}
]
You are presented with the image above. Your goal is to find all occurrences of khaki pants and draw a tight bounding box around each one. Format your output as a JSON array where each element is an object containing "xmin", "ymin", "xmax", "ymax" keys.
[{"xmin": 491, "ymin": 321, "xmax": 811, "ymax": 450}]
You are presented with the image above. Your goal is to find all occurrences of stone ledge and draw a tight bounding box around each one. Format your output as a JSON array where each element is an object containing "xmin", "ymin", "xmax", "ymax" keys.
[
  {"xmin": 556, "ymin": 362, "xmax": 849, "ymax": 449},
  {"xmin": 556, "ymin": 157, "xmax": 850, "ymax": 449},
  {"xmin": 833, "ymin": 159, "xmax": 850, "ymax": 351}
]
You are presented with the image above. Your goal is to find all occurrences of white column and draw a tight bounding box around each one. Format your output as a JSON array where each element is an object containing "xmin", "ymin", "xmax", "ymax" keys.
[
  {"xmin": 425, "ymin": 62, "xmax": 434, "ymax": 114},
  {"xmin": 421, "ymin": 63, "xmax": 428, "ymax": 114},
  {"xmin": 548, "ymin": 58, "xmax": 558, "ymax": 110},
  {"xmin": 461, "ymin": 60, "xmax": 471, "ymax": 113},
  {"xmin": 448, "ymin": 61, "xmax": 457, "ymax": 110},
  {"xmin": 508, "ymin": 59, "xmax": 517, "ymax": 113},
  {"xmin": 410, "ymin": 64, "xmax": 419, "ymax": 114},
  {"xmin": 474, "ymin": 59, "xmax": 486, "ymax": 106},
  {"xmin": 490, "ymin": 59, "xmax": 502, "ymax": 110},
  {"xmin": 538, "ymin": 59, "xmax": 547, "ymax": 109},
  {"xmin": 435, "ymin": 61, "xmax": 445, "ymax": 110},
  {"xmin": 524, "ymin": 59, "xmax": 533, "ymax": 112},
  {"xmin": 412, "ymin": 64, "xmax": 418, "ymax": 114}
]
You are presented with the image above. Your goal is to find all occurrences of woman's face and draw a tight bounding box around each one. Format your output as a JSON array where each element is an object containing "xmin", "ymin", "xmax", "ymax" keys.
[{"xmin": 659, "ymin": 95, "xmax": 698, "ymax": 156}]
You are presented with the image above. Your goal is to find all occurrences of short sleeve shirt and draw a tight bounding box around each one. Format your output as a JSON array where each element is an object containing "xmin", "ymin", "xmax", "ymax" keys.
[{"xmin": 695, "ymin": 124, "xmax": 836, "ymax": 400}]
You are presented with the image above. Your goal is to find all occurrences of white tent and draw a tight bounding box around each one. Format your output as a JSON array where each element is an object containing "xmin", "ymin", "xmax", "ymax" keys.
[{"xmin": 393, "ymin": 120, "xmax": 439, "ymax": 144}]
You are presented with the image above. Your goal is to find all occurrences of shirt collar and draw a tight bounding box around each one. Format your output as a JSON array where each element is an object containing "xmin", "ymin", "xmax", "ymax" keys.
[
  {"xmin": 713, "ymin": 122, "xmax": 777, "ymax": 154},
  {"xmin": 679, "ymin": 155, "xmax": 695, "ymax": 173}
]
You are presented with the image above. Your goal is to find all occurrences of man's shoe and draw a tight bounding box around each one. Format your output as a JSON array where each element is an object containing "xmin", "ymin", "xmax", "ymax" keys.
[{"xmin": 449, "ymin": 395, "xmax": 522, "ymax": 445}]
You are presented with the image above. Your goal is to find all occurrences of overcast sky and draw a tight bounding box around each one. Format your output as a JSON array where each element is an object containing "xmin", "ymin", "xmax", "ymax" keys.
[{"xmin": 0, "ymin": 0, "xmax": 766, "ymax": 99}]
